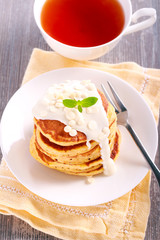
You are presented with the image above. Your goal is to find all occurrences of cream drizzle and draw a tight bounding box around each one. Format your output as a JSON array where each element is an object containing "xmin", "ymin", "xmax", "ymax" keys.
[{"xmin": 32, "ymin": 80, "xmax": 116, "ymax": 176}]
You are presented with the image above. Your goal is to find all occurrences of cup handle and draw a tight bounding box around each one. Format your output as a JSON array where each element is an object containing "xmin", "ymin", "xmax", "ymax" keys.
[{"xmin": 124, "ymin": 8, "xmax": 156, "ymax": 35}]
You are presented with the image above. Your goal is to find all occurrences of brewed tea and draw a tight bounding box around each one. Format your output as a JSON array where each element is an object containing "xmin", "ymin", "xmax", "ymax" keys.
[{"xmin": 41, "ymin": 0, "xmax": 125, "ymax": 47}]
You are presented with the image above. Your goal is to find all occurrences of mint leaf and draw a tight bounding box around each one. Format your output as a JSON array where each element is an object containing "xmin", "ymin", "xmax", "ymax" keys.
[
  {"xmin": 78, "ymin": 105, "xmax": 82, "ymax": 113},
  {"xmin": 81, "ymin": 97, "xmax": 98, "ymax": 108},
  {"xmin": 63, "ymin": 99, "xmax": 77, "ymax": 108},
  {"xmin": 63, "ymin": 96, "xmax": 98, "ymax": 113},
  {"xmin": 77, "ymin": 100, "xmax": 81, "ymax": 105}
]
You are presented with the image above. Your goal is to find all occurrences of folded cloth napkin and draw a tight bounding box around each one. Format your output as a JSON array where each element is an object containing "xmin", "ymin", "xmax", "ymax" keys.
[{"xmin": 0, "ymin": 49, "xmax": 159, "ymax": 240}]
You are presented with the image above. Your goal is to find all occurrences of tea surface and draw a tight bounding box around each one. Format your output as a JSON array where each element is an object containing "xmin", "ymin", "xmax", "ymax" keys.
[{"xmin": 41, "ymin": 0, "xmax": 125, "ymax": 47}]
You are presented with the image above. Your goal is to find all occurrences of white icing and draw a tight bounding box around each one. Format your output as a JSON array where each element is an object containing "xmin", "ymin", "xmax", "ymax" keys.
[
  {"xmin": 86, "ymin": 140, "xmax": 91, "ymax": 149},
  {"xmin": 87, "ymin": 120, "xmax": 97, "ymax": 130},
  {"xmin": 57, "ymin": 99, "xmax": 63, "ymax": 103},
  {"xmin": 69, "ymin": 120, "xmax": 76, "ymax": 127},
  {"xmin": 86, "ymin": 105, "xmax": 99, "ymax": 114},
  {"xmin": 65, "ymin": 111, "xmax": 76, "ymax": 120},
  {"xmin": 86, "ymin": 176, "xmax": 95, "ymax": 184},
  {"xmin": 87, "ymin": 83, "xmax": 95, "ymax": 91},
  {"xmin": 103, "ymin": 158, "xmax": 117, "ymax": 176},
  {"xmin": 32, "ymin": 80, "xmax": 116, "ymax": 176},
  {"xmin": 81, "ymin": 93, "xmax": 87, "ymax": 98},
  {"xmin": 69, "ymin": 129, "xmax": 77, "ymax": 137},
  {"xmin": 102, "ymin": 127, "xmax": 110, "ymax": 135},
  {"xmin": 77, "ymin": 118, "xmax": 85, "ymax": 126},
  {"xmin": 39, "ymin": 110, "xmax": 47, "ymax": 117},
  {"xmin": 98, "ymin": 132, "xmax": 106, "ymax": 140},
  {"xmin": 48, "ymin": 105, "xmax": 57, "ymax": 113},
  {"xmin": 50, "ymin": 99, "xmax": 56, "ymax": 105},
  {"xmin": 55, "ymin": 102, "xmax": 64, "ymax": 108},
  {"xmin": 64, "ymin": 125, "xmax": 71, "ymax": 133}
]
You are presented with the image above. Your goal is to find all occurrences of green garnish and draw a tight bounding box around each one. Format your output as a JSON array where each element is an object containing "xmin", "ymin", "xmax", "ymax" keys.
[
  {"xmin": 63, "ymin": 97, "xmax": 98, "ymax": 113},
  {"xmin": 62, "ymin": 99, "xmax": 77, "ymax": 108},
  {"xmin": 81, "ymin": 97, "xmax": 98, "ymax": 107},
  {"xmin": 78, "ymin": 105, "xmax": 83, "ymax": 113}
]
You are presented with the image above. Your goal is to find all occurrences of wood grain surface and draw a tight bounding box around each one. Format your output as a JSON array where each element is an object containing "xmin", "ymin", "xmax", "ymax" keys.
[{"xmin": 0, "ymin": 0, "xmax": 159, "ymax": 239}]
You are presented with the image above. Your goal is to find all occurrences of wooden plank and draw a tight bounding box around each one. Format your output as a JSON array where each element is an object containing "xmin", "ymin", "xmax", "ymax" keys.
[{"xmin": 0, "ymin": 0, "xmax": 159, "ymax": 239}]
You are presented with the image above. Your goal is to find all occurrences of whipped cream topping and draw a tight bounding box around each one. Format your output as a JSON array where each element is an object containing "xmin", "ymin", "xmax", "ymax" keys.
[{"xmin": 32, "ymin": 80, "xmax": 116, "ymax": 176}]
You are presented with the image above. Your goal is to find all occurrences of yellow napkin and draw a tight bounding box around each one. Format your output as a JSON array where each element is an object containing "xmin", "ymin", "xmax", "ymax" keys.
[{"xmin": 0, "ymin": 49, "xmax": 159, "ymax": 240}]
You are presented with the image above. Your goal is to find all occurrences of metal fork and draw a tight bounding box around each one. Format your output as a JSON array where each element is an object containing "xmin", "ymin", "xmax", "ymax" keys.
[{"xmin": 101, "ymin": 82, "xmax": 160, "ymax": 187}]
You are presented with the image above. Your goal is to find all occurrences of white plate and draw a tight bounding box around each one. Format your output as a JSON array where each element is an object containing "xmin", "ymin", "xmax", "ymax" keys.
[{"xmin": 0, "ymin": 68, "xmax": 158, "ymax": 206}]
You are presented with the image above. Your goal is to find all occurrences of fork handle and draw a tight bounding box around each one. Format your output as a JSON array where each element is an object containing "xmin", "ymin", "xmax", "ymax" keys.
[{"xmin": 126, "ymin": 123, "xmax": 160, "ymax": 187}]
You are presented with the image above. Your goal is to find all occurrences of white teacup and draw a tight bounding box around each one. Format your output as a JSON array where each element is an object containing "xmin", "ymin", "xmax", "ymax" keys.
[{"xmin": 34, "ymin": 0, "xmax": 156, "ymax": 60}]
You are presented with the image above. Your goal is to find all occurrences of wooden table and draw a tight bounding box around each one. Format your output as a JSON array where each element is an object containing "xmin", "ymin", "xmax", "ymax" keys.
[{"xmin": 0, "ymin": 0, "xmax": 159, "ymax": 239}]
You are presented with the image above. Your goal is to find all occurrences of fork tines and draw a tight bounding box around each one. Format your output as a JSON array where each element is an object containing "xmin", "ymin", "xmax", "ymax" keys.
[{"xmin": 101, "ymin": 82, "xmax": 127, "ymax": 113}]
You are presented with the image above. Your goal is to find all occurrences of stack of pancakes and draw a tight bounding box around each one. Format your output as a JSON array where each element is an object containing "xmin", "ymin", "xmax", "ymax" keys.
[{"xmin": 30, "ymin": 91, "xmax": 121, "ymax": 176}]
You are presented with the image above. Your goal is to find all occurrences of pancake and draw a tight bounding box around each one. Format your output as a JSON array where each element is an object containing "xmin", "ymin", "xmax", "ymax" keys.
[
  {"xmin": 30, "ymin": 82, "xmax": 121, "ymax": 177},
  {"xmin": 34, "ymin": 120, "xmax": 118, "ymax": 165},
  {"xmin": 35, "ymin": 127, "xmax": 101, "ymax": 164},
  {"xmin": 30, "ymin": 129, "xmax": 121, "ymax": 176},
  {"xmin": 30, "ymin": 134, "xmax": 102, "ymax": 170},
  {"xmin": 34, "ymin": 118, "xmax": 87, "ymax": 146}
]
